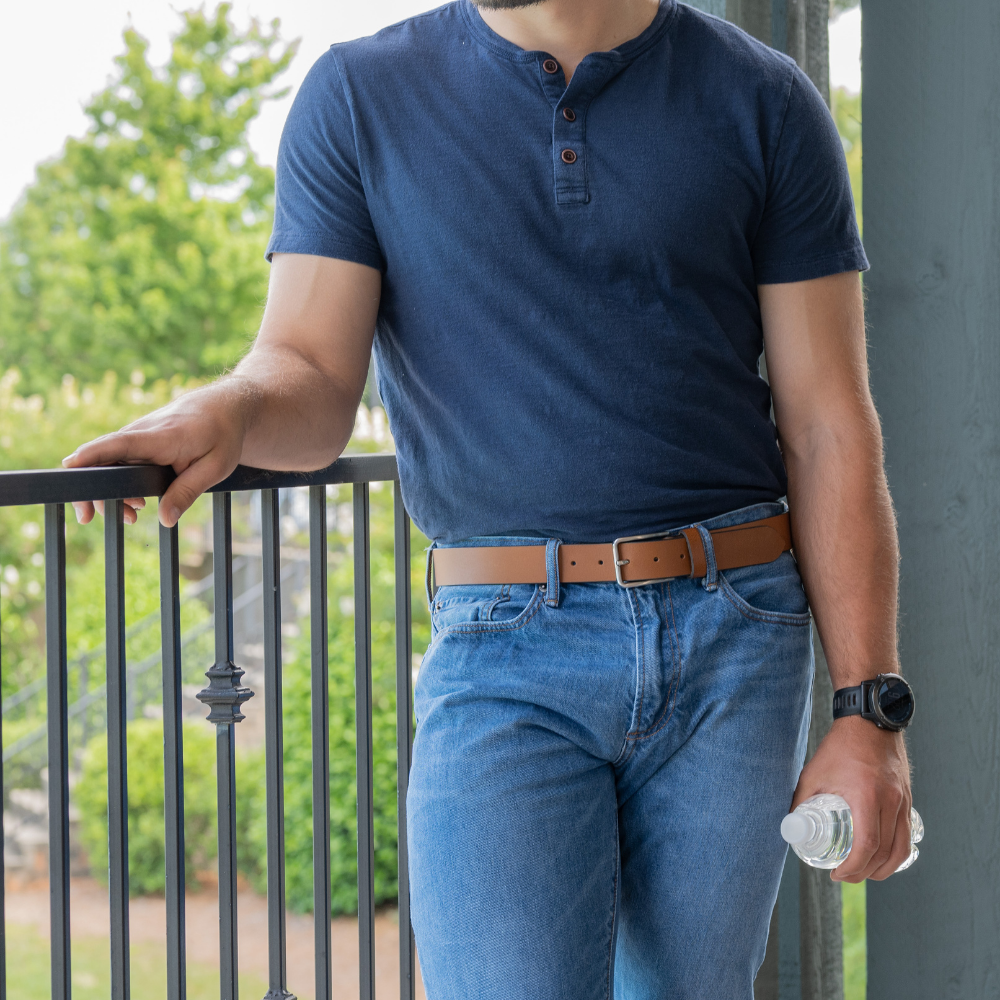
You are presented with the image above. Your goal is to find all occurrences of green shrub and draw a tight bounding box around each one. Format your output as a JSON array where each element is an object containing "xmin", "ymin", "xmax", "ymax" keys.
[
  {"xmin": 237, "ymin": 617, "xmax": 400, "ymax": 916},
  {"xmin": 75, "ymin": 719, "xmax": 218, "ymax": 895}
]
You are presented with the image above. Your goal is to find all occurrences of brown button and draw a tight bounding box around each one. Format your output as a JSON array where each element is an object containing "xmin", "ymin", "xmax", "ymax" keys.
[
  {"xmin": 562, "ymin": 107, "xmax": 577, "ymax": 122},
  {"xmin": 542, "ymin": 59, "xmax": 559, "ymax": 74},
  {"xmin": 561, "ymin": 148, "xmax": 577, "ymax": 164}
]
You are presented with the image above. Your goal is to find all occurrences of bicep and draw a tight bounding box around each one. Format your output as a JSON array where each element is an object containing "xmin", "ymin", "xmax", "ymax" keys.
[
  {"xmin": 759, "ymin": 271, "xmax": 873, "ymax": 452},
  {"xmin": 256, "ymin": 252, "xmax": 381, "ymax": 400}
]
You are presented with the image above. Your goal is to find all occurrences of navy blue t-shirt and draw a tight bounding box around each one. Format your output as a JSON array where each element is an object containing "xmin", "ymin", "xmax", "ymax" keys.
[{"xmin": 266, "ymin": 0, "xmax": 867, "ymax": 544}]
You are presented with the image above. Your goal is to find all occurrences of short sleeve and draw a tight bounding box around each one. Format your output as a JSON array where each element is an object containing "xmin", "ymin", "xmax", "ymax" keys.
[
  {"xmin": 751, "ymin": 66, "xmax": 868, "ymax": 284},
  {"xmin": 265, "ymin": 50, "xmax": 384, "ymax": 271}
]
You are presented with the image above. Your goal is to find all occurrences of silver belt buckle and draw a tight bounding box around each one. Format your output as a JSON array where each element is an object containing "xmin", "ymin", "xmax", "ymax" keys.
[{"xmin": 612, "ymin": 530, "xmax": 675, "ymax": 589}]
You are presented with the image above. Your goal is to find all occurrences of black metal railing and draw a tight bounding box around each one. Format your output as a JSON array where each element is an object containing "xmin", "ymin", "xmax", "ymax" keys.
[{"xmin": 0, "ymin": 453, "xmax": 413, "ymax": 1000}]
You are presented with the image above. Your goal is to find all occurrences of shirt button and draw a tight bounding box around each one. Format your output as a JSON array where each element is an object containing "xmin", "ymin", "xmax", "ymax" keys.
[
  {"xmin": 562, "ymin": 107, "xmax": 577, "ymax": 122},
  {"xmin": 542, "ymin": 59, "xmax": 559, "ymax": 74},
  {"xmin": 561, "ymin": 148, "xmax": 578, "ymax": 164}
]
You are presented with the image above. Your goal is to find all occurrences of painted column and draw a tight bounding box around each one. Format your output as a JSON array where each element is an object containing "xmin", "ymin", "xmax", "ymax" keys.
[{"xmin": 864, "ymin": 0, "xmax": 1000, "ymax": 996}]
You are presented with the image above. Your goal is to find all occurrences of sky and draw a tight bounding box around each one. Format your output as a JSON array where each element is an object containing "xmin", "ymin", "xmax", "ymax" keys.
[{"xmin": 0, "ymin": 1, "xmax": 863, "ymax": 219}]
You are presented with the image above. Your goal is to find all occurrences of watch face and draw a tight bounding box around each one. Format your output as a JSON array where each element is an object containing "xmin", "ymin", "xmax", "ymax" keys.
[{"xmin": 874, "ymin": 674, "xmax": 914, "ymax": 728}]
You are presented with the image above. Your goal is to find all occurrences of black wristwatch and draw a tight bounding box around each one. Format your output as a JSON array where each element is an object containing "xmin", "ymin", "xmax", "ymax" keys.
[{"xmin": 832, "ymin": 673, "xmax": 915, "ymax": 732}]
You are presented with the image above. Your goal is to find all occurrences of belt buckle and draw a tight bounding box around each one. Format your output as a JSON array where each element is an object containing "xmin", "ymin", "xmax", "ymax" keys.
[{"xmin": 612, "ymin": 530, "xmax": 675, "ymax": 589}]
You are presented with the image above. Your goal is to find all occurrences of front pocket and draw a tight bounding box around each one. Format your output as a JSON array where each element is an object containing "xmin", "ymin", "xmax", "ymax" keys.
[
  {"xmin": 718, "ymin": 553, "xmax": 812, "ymax": 626},
  {"xmin": 431, "ymin": 583, "xmax": 544, "ymax": 637}
]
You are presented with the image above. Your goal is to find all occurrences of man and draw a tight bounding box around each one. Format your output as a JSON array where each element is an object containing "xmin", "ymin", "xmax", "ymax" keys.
[{"xmin": 66, "ymin": 0, "xmax": 913, "ymax": 996}]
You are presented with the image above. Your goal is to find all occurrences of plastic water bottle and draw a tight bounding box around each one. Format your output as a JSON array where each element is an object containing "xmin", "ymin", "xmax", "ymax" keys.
[{"xmin": 780, "ymin": 793, "xmax": 924, "ymax": 871}]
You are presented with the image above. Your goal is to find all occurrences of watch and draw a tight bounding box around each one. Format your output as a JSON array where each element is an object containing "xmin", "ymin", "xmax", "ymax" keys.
[{"xmin": 832, "ymin": 672, "xmax": 915, "ymax": 732}]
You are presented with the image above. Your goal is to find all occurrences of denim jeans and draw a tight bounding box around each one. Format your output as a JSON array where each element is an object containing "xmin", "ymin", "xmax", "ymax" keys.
[{"xmin": 408, "ymin": 502, "xmax": 814, "ymax": 999}]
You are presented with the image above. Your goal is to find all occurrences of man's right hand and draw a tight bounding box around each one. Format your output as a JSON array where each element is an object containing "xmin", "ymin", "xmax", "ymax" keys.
[
  {"xmin": 61, "ymin": 253, "xmax": 382, "ymax": 530},
  {"xmin": 63, "ymin": 380, "xmax": 252, "ymax": 528}
]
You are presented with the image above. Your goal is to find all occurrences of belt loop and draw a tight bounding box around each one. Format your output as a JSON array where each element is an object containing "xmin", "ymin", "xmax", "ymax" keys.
[
  {"xmin": 695, "ymin": 524, "xmax": 719, "ymax": 592},
  {"xmin": 545, "ymin": 538, "xmax": 562, "ymax": 607},
  {"xmin": 425, "ymin": 544, "xmax": 437, "ymax": 605}
]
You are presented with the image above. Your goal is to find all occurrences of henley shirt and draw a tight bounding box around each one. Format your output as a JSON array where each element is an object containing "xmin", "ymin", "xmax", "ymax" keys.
[{"xmin": 266, "ymin": 0, "xmax": 868, "ymax": 544}]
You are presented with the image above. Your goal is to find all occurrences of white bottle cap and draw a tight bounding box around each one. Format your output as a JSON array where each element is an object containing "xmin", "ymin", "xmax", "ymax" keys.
[{"xmin": 780, "ymin": 812, "xmax": 811, "ymax": 845}]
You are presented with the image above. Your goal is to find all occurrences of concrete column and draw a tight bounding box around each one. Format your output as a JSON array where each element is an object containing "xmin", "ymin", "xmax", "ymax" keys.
[{"xmin": 864, "ymin": 0, "xmax": 1000, "ymax": 996}]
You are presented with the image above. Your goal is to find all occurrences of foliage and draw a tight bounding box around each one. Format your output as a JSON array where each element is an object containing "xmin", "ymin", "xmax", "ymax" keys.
[
  {"xmin": 0, "ymin": 5, "xmax": 296, "ymax": 391},
  {"xmin": 75, "ymin": 719, "xmax": 218, "ymax": 895},
  {"xmin": 0, "ymin": 369, "xmax": 209, "ymax": 699},
  {"xmin": 832, "ymin": 87, "xmax": 863, "ymax": 234},
  {"xmin": 842, "ymin": 880, "xmax": 866, "ymax": 999},
  {"xmin": 830, "ymin": 0, "xmax": 860, "ymax": 15}
]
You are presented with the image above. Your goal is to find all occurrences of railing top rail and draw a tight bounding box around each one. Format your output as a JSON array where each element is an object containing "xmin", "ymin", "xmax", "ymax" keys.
[{"xmin": 0, "ymin": 452, "xmax": 399, "ymax": 507}]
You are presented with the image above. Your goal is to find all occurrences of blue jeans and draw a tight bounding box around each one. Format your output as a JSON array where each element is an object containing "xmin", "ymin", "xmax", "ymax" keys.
[{"xmin": 408, "ymin": 502, "xmax": 814, "ymax": 999}]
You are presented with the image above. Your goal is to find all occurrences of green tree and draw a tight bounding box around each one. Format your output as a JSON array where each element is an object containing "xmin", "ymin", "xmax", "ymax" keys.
[
  {"xmin": 832, "ymin": 87, "xmax": 862, "ymax": 231},
  {"xmin": 0, "ymin": 5, "xmax": 296, "ymax": 392}
]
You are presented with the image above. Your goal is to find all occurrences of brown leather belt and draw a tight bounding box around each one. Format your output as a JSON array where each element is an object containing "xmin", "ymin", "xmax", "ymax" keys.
[{"xmin": 431, "ymin": 513, "xmax": 792, "ymax": 589}]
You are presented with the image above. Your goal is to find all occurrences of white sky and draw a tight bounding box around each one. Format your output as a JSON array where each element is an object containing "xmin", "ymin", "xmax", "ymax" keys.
[{"xmin": 0, "ymin": 1, "xmax": 863, "ymax": 220}]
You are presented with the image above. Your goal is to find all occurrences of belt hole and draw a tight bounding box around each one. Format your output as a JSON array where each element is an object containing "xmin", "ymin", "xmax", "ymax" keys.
[
  {"xmin": 653, "ymin": 557, "xmax": 659, "ymax": 562},
  {"xmin": 571, "ymin": 560, "xmax": 577, "ymax": 566},
  {"xmin": 598, "ymin": 559, "xmax": 604, "ymax": 565}
]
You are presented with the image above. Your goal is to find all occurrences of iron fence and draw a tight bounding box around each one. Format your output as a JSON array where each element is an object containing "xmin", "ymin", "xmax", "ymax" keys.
[{"xmin": 0, "ymin": 453, "xmax": 413, "ymax": 1000}]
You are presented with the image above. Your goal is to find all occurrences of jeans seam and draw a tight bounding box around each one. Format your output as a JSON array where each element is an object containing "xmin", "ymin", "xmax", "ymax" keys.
[
  {"xmin": 627, "ymin": 582, "xmax": 682, "ymax": 742},
  {"xmin": 626, "ymin": 591, "xmax": 648, "ymax": 739},
  {"xmin": 605, "ymin": 810, "xmax": 620, "ymax": 1000}
]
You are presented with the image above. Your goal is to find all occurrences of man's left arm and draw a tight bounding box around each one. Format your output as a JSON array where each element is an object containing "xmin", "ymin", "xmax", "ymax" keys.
[{"xmin": 760, "ymin": 270, "xmax": 912, "ymax": 883}]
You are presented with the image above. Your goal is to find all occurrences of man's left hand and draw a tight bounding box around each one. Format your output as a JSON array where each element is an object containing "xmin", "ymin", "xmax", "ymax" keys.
[{"xmin": 791, "ymin": 715, "xmax": 912, "ymax": 882}]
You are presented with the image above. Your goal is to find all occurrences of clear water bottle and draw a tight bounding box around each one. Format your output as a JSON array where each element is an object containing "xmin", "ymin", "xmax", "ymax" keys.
[{"xmin": 780, "ymin": 793, "xmax": 924, "ymax": 871}]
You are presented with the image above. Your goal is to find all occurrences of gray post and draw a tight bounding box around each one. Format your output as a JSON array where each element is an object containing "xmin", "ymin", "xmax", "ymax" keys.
[
  {"xmin": 686, "ymin": 0, "xmax": 728, "ymax": 17},
  {"xmin": 864, "ymin": 0, "xmax": 1000, "ymax": 996}
]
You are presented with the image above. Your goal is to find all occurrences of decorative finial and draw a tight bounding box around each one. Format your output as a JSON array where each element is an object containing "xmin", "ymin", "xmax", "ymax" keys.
[{"xmin": 196, "ymin": 659, "xmax": 254, "ymax": 725}]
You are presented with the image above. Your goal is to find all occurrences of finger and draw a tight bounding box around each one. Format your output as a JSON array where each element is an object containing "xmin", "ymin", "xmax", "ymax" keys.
[
  {"xmin": 123, "ymin": 498, "xmax": 146, "ymax": 524},
  {"xmin": 158, "ymin": 453, "xmax": 230, "ymax": 528},
  {"xmin": 868, "ymin": 798, "xmax": 911, "ymax": 880},
  {"xmin": 72, "ymin": 501, "xmax": 95, "ymax": 525},
  {"xmin": 834, "ymin": 797, "xmax": 881, "ymax": 883},
  {"xmin": 64, "ymin": 429, "xmax": 167, "ymax": 470},
  {"xmin": 855, "ymin": 799, "xmax": 900, "ymax": 881}
]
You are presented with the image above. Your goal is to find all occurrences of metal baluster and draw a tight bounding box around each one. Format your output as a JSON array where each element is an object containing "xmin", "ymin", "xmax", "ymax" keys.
[
  {"xmin": 310, "ymin": 486, "xmax": 332, "ymax": 1000},
  {"xmin": 393, "ymin": 485, "xmax": 415, "ymax": 1000},
  {"xmin": 160, "ymin": 524, "xmax": 187, "ymax": 1000},
  {"xmin": 197, "ymin": 493, "xmax": 254, "ymax": 1000},
  {"xmin": 261, "ymin": 490, "xmax": 294, "ymax": 1000},
  {"xmin": 45, "ymin": 504, "xmax": 72, "ymax": 1000},
  {"xmin": 353, "ymin": 483, "xmax": 375, "ymax": 1000},
  {"xmin": 105, "ymin": 499, "xmax": 131, "ymax": 999}
]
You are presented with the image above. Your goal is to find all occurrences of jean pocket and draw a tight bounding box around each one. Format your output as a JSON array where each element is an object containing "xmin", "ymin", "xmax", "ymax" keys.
[
  {"xmin": 431, "ymin": 584, "xmax": 543, "ymax": 637},
  {"xmin": 718, "ymin": 553, "xmax": 812, "ymax": 626}
]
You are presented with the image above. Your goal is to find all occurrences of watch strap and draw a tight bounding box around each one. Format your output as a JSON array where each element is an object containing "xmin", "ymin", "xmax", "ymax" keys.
[{"xmin": 833, "ymin": 683, "xmax": 868, "ymax": 720}]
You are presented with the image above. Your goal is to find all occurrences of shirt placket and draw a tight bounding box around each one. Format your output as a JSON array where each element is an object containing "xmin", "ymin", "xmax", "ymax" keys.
[{"xmin": 537, "ymin": 54, "xmax": 617, "ymax": 207}]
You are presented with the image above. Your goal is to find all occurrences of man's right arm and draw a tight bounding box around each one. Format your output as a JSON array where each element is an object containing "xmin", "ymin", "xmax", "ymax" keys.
[{"xmin": 64, "ymin": 253, "xmax": 382, "ymax": 528}]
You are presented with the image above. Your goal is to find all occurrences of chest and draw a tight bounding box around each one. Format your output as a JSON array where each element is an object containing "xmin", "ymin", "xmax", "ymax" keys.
[{"xmin": 352, "ymin": 64, "xmax": 769, "ymax": 285}]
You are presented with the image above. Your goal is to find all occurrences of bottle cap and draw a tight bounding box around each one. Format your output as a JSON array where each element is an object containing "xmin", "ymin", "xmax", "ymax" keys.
[{"xmin": 780, "ymin": 812, "xmax": 810, "ymax": 845}]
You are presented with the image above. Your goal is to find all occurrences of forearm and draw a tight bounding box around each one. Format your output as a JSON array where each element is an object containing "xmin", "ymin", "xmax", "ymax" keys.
[
  {"xmin": 783, "ymin": 408, "xmax": 900, "ymax": 688},
  {"xmin": 224, "ymin": 341, "xmax": 362, "ymax": 472}
]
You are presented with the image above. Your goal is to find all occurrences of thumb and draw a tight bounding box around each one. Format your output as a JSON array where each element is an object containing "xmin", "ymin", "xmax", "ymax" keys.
[{"xmin": 157, "ymin": 453, "xmax": 234, "ymax": 528}]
